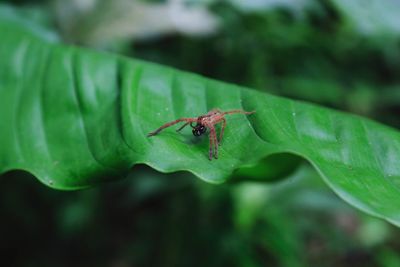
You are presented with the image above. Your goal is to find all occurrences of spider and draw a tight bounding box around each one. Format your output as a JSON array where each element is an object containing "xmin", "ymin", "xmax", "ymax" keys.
[{"xmin": 147, "ymin": 109, "xmax": 255, "ymax": 160}]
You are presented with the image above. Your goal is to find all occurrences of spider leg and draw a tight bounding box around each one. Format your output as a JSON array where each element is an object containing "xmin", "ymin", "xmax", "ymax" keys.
[
  {"xmin": 213, "ymin": 130, "xmax": 219, "ymax": 159},
  {"xmin": 209, "ymin": 126, "xmax": 218, "ymax": 159},
  {"xmin": 207, "ymin": 108, "xmax": 222, "ymax": 115},
  {"xmin": 218, "ymin": 118, "xmax": 226, "ymax": 145},
  {"xmin": 208, "ymin": 128, "xmax": 214, "ymax": 160},
  {"xmin": 147, "ymin": 118, "xmax": 196, "ymax": 137},
  {"xmin": 176, "ymin": 122, "xmax": 190, "ymax": 132},
  {"xmin": 222, "ymin": 109, "xmax": 255, "ymax": 115}
]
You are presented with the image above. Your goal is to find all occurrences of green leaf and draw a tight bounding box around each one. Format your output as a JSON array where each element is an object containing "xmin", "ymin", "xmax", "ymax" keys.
[
  {"xmin": 1, "ymin": 9, "xmax": 400, "ymax": 227},
  {"xmin": 0, "ymin": 4, "xmax": 59, "ymax": 43}
]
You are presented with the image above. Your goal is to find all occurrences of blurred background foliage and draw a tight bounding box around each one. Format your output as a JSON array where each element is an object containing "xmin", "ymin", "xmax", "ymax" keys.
[{"xmin": 2, "ymin": 0, "xmax": 400, "ymax": 266}]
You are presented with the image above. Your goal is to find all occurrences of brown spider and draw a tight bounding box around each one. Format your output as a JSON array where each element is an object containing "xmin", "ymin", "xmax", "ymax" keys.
[{"xmin": 147, "ymin": 109, "xmax": 255, "ymax": 160}]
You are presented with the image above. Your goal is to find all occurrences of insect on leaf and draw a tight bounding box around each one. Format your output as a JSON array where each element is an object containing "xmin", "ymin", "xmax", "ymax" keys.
[{"xmin": 1, "ymin": 8, "xmax": 400, "ymax": 227}]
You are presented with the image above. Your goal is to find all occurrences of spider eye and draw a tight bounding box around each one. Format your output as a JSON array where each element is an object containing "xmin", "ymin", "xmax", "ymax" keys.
[
  {"xmin": 199, "ymin": 125, "xmax": 206, "ymax": 134},
  {"xmin": 192, "ymin": 129, "xmax": 201, "ymax": 136},
  {"xmin": 192, "ymin": 125, "xmax": 206, "ymax": 137}
]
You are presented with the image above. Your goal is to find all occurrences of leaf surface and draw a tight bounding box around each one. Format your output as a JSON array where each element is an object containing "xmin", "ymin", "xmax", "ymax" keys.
[{"xmin": 1, "ymin": 11, "xmax": 400, "ymax": 226}]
